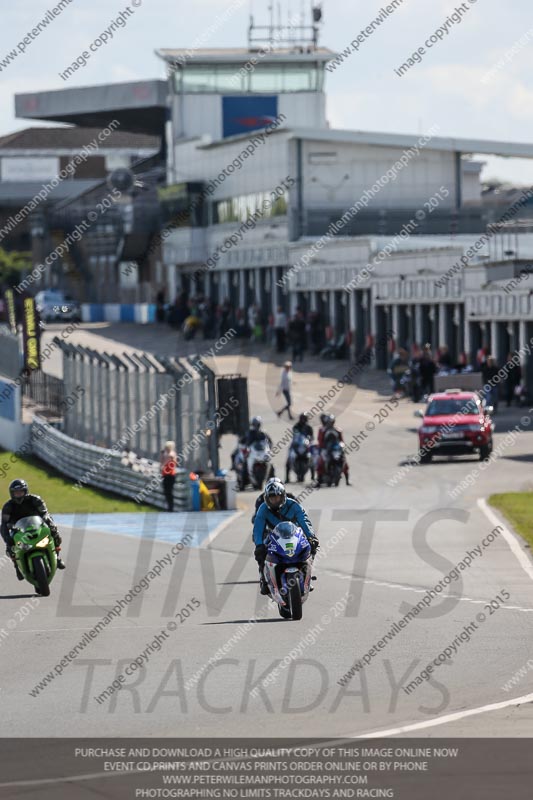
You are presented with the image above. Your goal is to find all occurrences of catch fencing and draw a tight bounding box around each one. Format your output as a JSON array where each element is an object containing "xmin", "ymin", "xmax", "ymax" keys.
[
  {"xmin": 0, "ymin": 325, "xmax": 22, "ymax": 380},
  {"xmin": 53, "ymin": 338, "xmax": 219, "ymax": 473},
  {"xmin": 21, "ymin": 369, "xmax": 65, "ymax": 415}
]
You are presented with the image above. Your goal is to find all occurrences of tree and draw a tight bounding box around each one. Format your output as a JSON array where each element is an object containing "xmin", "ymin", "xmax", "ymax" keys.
[{"xmin": 0, "ymin": 248, "xmax": 31, "ymax": 289}]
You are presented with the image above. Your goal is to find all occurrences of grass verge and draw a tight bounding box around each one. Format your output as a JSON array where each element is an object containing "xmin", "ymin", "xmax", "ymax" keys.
[
  {"xmin": 0, "ymin": 451, "xmax": 156, "ymax": 513},
  {"xmin": 489, "ymin": 492, "xmax": 533, "ymax": 549}
]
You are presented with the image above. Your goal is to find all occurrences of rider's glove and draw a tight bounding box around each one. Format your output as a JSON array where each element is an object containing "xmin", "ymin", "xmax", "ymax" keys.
[
  {"xmin": 254, "ymin": 544, "xmax": 267, "ymax": 563},
  {"xmin": 308, "ymin": 537, "xmax": 319, "ymax": 555}
]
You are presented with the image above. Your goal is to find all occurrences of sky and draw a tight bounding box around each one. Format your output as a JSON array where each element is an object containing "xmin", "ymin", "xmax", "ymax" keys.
[{"xmin": 1, "ymin": 0, "xmax": 533, "ymax": 183}]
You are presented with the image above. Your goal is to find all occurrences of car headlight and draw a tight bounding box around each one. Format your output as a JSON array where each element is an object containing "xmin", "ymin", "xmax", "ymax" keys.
[
  {"xmin": 420, "ymin": 426, "xmax": 438, "ymax": 434},
  {"xmin": 36, "ymin": 536, "xmax": 50, "ymax": 548}
]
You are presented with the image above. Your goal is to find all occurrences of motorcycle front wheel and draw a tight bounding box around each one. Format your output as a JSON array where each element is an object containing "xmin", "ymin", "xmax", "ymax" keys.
[
  {"xmin": 32, "ymin": 555, "xmax": 50, "ymax": 597},
  {"xmin": 288, "ymin": 580, "xmax": 303, "ymax": 621}
]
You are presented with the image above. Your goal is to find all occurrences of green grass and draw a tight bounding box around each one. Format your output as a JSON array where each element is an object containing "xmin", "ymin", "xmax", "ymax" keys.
[
  {"xmin": 489, "ymin": 493, "xmax": 533, "ymax": 549},
  {"xmin": 0, "ymin": 451, "xmax": 156, "ymax": 513}
]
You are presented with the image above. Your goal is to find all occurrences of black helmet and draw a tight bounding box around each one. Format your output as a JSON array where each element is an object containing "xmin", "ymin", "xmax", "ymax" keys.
[
  {"xmin": 250, "ymin": 416, "xmax": 262, "ymax": 430},
  {"xmin": 9, "ymin": 479, "xmax": 28, "ymax": 504},
  {"xmin": 264, "ymin": 477, "xmax": 286, "ymax": 511},
  {"xmin": 325, "ymin": 414, "xmax": 335, "ymax": 428},
  {"xmin": 299, "ymin": 412, "xmax": 309, "ymax": 425},
  {"xmin": 320, "ymin": 413, "xmax": 328, "ymax": 425}
]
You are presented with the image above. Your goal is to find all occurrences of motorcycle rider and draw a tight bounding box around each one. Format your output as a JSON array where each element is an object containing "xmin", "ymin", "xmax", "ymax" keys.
[
  {"xmin": 316, "ymin": 414, "xmax": 351, "ymax": 486},
  {"xmin": 286, "ymin": 412, "xmax": 314, "ymax": 482},
  {"xmin": 253, "ymin": 477, "xmax": 319, "ymax": 595},
  {"xmin": 231, "ymin": 417, "xmax": 273, "ymax": 485},
  {"xmin": 1, "ymin": 479, "xmax": 65, "ymax": 579}
]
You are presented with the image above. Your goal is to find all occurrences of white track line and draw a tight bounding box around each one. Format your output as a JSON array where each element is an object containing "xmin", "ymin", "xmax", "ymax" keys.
[
  {"xmin": 350, "ymin": 500, "xmax": 533, "ymax": 738},
  {"xmin": 478, "ymin": 497, "xmax": 533, "ymax": 581},
  {"xmin": 351, "ymin": 691, "xmax": 533, "ymax": 738},
  {"xmin": 323, "ymin": 569, "xmax": 533, "ymax": 612},
  {"xmin": 201, "ymin": 511, "xmax": 244, "ymax": 548}
]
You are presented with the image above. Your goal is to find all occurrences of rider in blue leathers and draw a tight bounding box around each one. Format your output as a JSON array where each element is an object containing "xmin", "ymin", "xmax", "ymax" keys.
[{"xmin": 253, "ymin": 477, "xmax": 319, "ymax": 594}]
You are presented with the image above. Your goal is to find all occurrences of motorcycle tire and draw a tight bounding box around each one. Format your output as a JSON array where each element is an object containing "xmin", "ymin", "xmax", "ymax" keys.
[
  {"xmin": 278, "ymin": 604, "xmax": 292, "ymax": 619},
  {"xmin": 288, "ymin": 580, "xmax": 302, "ymax": 621},
  {"xmin": 33, "ymin": 555, "xmax": 50, "ymax": 597}
]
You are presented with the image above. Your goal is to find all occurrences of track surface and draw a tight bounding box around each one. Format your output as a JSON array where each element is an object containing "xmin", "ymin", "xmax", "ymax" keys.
[{"xmin": 4, "ymin": 322, "xmax": 533, "ymax": 737}]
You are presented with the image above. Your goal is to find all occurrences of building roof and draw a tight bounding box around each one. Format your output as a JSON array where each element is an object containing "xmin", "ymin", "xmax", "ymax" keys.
[
  {"xmin": 0, "ymin": 126, "xmax": 160, "ymax": 152},
  {"xmin": 286, "ymin": 128, "xmax": 533, "ymax": 159},
  {"xmin": 15, "ymin": 81, "xmax": 168, "ymax": 137},
  {"xmin": 195, "ymin": 126, "xmax": 533, "ymax": 159},
  {"xmin": 0, "ymin": 180, "xmax": 101, "ymax": 207},
  {"xmin": 155, "ymin": 46, "xmax": 336, "ymax": 64}
]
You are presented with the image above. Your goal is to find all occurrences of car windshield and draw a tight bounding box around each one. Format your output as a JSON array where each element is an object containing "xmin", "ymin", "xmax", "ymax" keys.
[{"xmin": 426, "ymin": 398, "xmax": 480, "ymax": 416}]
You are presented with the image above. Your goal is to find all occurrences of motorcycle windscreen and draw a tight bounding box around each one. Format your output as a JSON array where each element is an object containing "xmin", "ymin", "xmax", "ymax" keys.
[{"xmin": 12, "ymin": 515, "xmax": 44, "ymax": 533}]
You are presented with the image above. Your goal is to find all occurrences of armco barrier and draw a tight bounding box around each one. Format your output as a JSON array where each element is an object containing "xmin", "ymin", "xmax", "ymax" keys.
[
  {"xmin": 30, "ymin": 417, "xmax": 191, "ymax": 511},
  {"xmin": 81, "ymin": 304, "xmax": 156, "ymax": 324}
]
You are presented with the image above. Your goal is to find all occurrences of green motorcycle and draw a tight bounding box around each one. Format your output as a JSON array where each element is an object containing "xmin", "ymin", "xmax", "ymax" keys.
[{"xmin": 11, "ymin": 516, "xmax": 57, "ymax": 596}]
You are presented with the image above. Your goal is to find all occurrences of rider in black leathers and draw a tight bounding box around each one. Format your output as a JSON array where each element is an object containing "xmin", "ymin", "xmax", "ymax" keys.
[
  {"xmin": 1, "ymin": 479, "xmax": 65, "ymax": 579},
  {"xmin": 286, "ymin": 412, "xmax": 314, "ymax": 483}
]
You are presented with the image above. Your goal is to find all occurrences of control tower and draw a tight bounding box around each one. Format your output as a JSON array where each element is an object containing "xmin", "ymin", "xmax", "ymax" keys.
[{"xmin": 155, "ymin": 3, "xmax": 335, "ymax": 141}]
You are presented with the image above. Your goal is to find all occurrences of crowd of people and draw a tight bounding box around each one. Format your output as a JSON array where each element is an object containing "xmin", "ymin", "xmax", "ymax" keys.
[
  {"xmin": 158, "ymin": 290, "xmax": 330, "ymax": 358},
  {"xmin": 388, "ymin": 342, "xmax": 525, "ymax": 410}
]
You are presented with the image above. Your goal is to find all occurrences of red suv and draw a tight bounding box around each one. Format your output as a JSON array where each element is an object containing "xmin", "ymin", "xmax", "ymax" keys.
[{"xmin": 416, "ymin": 389, "xmax": 494, "ymax": 463}]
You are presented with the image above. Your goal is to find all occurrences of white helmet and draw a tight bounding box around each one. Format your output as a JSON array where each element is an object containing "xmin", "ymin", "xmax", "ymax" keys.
[{"xmin": 264, "ymin": 477, "xmax": 286, "ymax": 511}]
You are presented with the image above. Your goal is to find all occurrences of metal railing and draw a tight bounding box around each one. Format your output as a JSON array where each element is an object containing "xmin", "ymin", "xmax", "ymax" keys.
[
  {"xmin": 30, "ymin": 416, "xmax": 191, "ymax": 510},
  {"xmin": 21, "ymin": 369, "xmax": 65, "ymax": 415}
]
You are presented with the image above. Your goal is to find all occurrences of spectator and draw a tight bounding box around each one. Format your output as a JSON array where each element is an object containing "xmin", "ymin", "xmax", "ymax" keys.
[
  {"xmin": 481, "ymin": 355, "xmax": 500, "ymax": 412},
  {"xmin": 505, "ymin": 352, "xmax": 522, "ymax": 407},
  {"xmin": 235, "ymin": 308, "xmax": 248, "ymax": 338},
  {"xmin": 276, "ymin": 361, "xmax": 294, "ymax": 420},
  {"xmin": 248, "ymin": 304, "xmax": 263, "ymax": 342},
  {"xmin": 419, "ymin": 344, "xmax": 437, "ymax": 397},
  {"xmin": 289, "ymin": 309, "xmax": 306, "ymax": 362},
  {"xmin": 160, "ymin": 441, "xmax": 178, "ymax": 512},
  {"xmin": 476, "ymin": 345, "xmax": 489, "ymax": 371},
  {"xmin": 274, "ymin": 305, "xmax": 287, "ymax": 353},
  {"xmin": 437, "ymin": 344, "xmax": 452, "ymax": 370},
  {"xmin": 388, "ymin": 347, "xmax": 409, "ymax": 394},
  {"xmin": 220, "ymin": 298, "xmax": 231, "ymax": 336},
  {"xmin": 309, "ymin": 311, "xmax": 323, "ymax": 355},
  {"xmin": 455, "ymin": 352, "xmax": 469, "ymax": 372}
]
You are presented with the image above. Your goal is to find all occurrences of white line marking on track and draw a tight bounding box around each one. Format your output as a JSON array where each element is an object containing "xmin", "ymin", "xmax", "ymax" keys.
[
  {"xmin": 478, "ymin": 497, "xmax": 533, "ymax": 581},
  {"xmin": 344, "ymin": 499, "xmax": 533, "ymax": 738},
  {"xmin": 352, "ymin": 691, "xmax": 533, "ymax": 738},
  {"xmin": 201, "ymin": 511, "xmax": 244, "ymax": 548},
  {"xmin": 323, "ymin": 570, "xmax": 533, "ymax": 612}
]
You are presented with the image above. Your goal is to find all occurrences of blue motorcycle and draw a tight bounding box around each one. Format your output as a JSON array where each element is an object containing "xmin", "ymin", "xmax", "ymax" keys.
[{"xmin": 263, "ymin": 521, "xmax": 313, "ymax": 620}]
